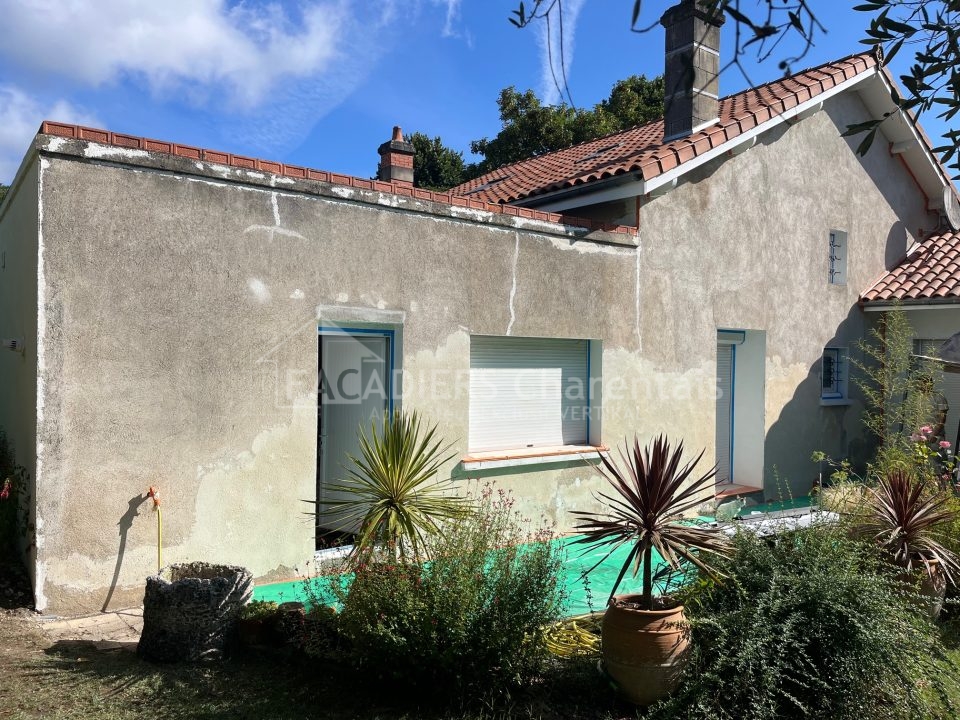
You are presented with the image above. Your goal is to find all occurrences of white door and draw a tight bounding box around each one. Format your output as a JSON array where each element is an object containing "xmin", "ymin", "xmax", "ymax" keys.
[
  {"xmin": 317, "ymin": 334, "xmax": 390, "ymax": 536},
  {"xmin": 716, "ymin": 343, "xmax": 734, "ymax": 484}
]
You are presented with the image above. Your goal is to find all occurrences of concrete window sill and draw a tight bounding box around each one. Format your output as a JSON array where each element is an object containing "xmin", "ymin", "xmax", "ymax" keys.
[
  {"xmin": 820, "ymin": 398, "xmax": 852, "ymax": 407},
  {"xmin": 461, "ymin": 445, "xmax": 608, "ymax": 471}
]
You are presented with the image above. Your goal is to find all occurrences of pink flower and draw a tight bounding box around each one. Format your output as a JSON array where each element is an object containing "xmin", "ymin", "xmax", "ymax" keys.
[
  {"xmin": 941, "ymin": 440, "xmax": 952, "ymax": 449},
  {"xmin": 910, "ymin": 433, "xmax": 924, "ymax": 442},
  {"xmin": 0, "ymin": 479, "xmax": 10, "ymax": 501},
  {"xmin": 921, "ymin": 425, "xmax": 933, "ymax": 436}
]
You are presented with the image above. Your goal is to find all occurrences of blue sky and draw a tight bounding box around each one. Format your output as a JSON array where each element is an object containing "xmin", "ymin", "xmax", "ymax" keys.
[{"xmin": 0, "ymin": 1, "xmax": 952, "ymax": 186}]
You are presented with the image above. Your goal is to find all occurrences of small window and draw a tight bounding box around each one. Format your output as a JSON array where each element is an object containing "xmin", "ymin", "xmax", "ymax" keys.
[
  {"xmin": 829, "ymin": 230, "xmax": 847, "ymax": 285},
  {"xmin": 469, "ymin": 336, "xmax": 592, "ymax": 453},
  {"xmin": 913, "ymin": 338, "xmax": 946, "ymax": 358},
  {"xmin": 821, "ymin": 347, "xmax": 848, "ymax": 401}
]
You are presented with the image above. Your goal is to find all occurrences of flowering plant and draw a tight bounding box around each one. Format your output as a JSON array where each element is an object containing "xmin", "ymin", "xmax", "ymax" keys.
[
  {"xmin": 908, "ymin": 425, "xmax": 956, "ymax": 491},
  {"xmin": 0, "ymin": 430, "xmax": 32, "ymax": 555}
]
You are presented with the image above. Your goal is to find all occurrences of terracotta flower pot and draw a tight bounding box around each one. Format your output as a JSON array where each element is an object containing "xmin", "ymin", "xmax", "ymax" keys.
[{"xmin": 601, "ymin": 594, "xmax": 690, "ymax": 706}]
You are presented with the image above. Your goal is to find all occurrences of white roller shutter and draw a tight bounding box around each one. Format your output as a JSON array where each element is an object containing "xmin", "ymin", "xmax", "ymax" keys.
[
  {"xmin": 469, "ymin": 336, "xmax": 589, "ymax": 452},
  {"xmin": 716, "ymin": 343, "xmax": 734, "ymax": 483}
]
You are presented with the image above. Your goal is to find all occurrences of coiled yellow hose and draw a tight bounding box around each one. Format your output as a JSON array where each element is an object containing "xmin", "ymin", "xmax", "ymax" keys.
[{"xmin": 544, "ymin": 612, "xmax": 603, "ymax": 658}]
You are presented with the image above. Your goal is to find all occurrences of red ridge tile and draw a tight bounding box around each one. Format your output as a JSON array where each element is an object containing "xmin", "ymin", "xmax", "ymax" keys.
[
  {"xmin": 111, "ymin": 133, "xmax": 141, "ymax": 149},
  {"xmin": 203, "ymin": 149, "xmax": 229, "ymax": 164},
  {"xmin": 174, "ymin": 144, "xmax": 201, "ymax": 160},
  {"xmin": 33, "ymin": 119, "xmax": 638, "ymax": 235}
]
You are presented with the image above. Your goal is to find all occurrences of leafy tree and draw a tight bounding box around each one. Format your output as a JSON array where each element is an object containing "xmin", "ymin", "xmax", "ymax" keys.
[
  {"xmin": 398, "ymin": 74, "xmax": 664, "ymax": 187},
  {"xmin": 510, "ymin": 0, "xmax": 960, "ymax": 177},
  {"xmin": 851, "ymin": 0, "xmax": 960, "ymax": 174},
  {"xmin": 0, "ymin": 185, "xmax": 7, "ymax": 205},
  {"xmin": 468, "ymin": 87, "xmax": 605, "ymax": 174},
  {"xmin": 599, "ymin": 74, "xmax": 667, "ymax": 129},
  {"xmin": 469, "ymin": 74, "xmax": 664, "ymax": 176},
  {"xmin": 408, "ymin": 132, "xmax": 467, "ymax": 191}
]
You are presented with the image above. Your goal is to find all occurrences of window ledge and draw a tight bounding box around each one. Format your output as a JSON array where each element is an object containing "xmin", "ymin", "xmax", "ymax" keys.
[
  {"xmin": 461, "ymin": 445, "xmax": 608, "ymax": 471},
  {"xmin": 820, "ymin": 398, "xmax": 852, "ymax": 407}
]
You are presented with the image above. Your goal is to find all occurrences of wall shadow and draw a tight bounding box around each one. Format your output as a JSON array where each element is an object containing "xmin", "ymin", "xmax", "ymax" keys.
[
  {"xmin": 101, "ymin": 493, "xmax": 148, "ymax": 612},
  {"xmin": 885, "ymin": 221, "xmax": 910, "ymax": 271},
  {"xmin": 763, "ymin": 303, "xmax": 875, "ymax": 499}
]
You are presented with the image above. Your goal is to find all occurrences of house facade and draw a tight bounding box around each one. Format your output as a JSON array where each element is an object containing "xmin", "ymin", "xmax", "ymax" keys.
[{"xmin": 1, "ymin": 4, "xmax": 956, "ymax": 614}]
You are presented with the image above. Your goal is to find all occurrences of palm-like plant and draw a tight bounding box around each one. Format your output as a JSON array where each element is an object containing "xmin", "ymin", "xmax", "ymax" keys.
[
  {"xmin": 572, "ymin": 434, "xmax": 731, "ymax": 609},
  {"xmin": 320, "ymin": 410, "xmax": 470, "ymax": 566},
  {"xmin": 860, "ymin": 469, "xmax": 960, "ymax": 585}
]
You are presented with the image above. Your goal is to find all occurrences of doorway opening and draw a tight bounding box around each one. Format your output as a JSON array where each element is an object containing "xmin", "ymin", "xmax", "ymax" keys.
[
  {"xmin": 316, "ymin": 328, "xmax": 394, "ymax": 548},
  {"xmin": 715, "ymin": 329, "xmax": 765, "ymax": 497}
]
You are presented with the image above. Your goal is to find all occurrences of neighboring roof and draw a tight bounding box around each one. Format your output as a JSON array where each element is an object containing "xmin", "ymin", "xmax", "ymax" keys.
[
  {"xmin": 451, "ymin": 52, "xmax": 880, "ymax": 205},
  {"xmin": 861, "ymin": 232, "xmax": 960, "ymax": 305},
  {"xmin": 31, "ymin": 121, "xmax": 636, "ymax": 236}
]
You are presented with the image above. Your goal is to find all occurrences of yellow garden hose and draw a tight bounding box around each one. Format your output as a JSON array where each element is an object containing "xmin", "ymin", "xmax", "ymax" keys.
[
  {"xmin": 147, "ymin": 486, "xmax": 162, "ymax": 572},
  {"xmin": 544, "ymin": 612, "xmax": 603, "ymax": 658}
]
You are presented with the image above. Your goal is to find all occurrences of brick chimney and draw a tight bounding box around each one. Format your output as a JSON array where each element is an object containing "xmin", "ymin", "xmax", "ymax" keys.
[
  {"xmin": 377, "ymin": 126, "xmax": 414, "ymax": 186},
  {"xmin": 660, "ymin": 0, "xmax": 724, "ymax": 141}
]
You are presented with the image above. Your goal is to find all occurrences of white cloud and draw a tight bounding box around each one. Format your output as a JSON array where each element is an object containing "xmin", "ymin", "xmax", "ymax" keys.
[
  {"xmin": 535, "ymin": 0, "xmax": 586, "ymax": 106},
  {"xmin": 0, "ymin": 1, "xmax": 465, "ymax": 172},
  {"xmin": 435, "ymin": 0, "xmax": 462, "ymax": 38},
  {"xmin": 0, "ymin": 85, "xmax": 100, "ymax": 184},
  {"xmin": 0, "ymin": 0, "xmax": 347, "ymax": 109}
]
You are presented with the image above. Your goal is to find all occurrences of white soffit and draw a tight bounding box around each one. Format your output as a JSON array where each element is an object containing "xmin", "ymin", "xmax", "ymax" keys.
[{"xmin": 857, "ymin": 69, "xmax": 956, "ymax": 206}]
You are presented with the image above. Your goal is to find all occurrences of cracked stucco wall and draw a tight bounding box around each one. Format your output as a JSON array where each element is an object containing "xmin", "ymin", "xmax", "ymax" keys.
[
  {"xmin": 637, "ymin": 90, "xmax": 932, "ymax": 495},
  {"xmin": 17, "ymin": 86, "xmax": 932, "ymax": 614},
  {"xmin": 31, "ymin": 154, "xmax": 641, "ymax": 614}
]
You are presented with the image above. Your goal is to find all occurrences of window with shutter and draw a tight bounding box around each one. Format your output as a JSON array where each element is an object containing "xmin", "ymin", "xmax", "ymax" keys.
[{"xmin": 469, "ymin": 336, "xmax": 591, "ymax": 453}]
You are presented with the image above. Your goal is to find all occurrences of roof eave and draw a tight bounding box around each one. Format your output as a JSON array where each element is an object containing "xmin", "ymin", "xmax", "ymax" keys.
[
  {"xmin": 530, "ymin": 67, "xmax": 879, "ymax": 213},
  {"xmin": 862, "ymin": 297, "xmax": 960, "ymax": 311},
  {"xmin": 862, "ymin": 66, "xmax": 958, "ymax": 207}
]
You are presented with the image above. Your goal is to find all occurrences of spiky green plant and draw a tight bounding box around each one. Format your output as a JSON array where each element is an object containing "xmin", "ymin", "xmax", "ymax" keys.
[
  {"xmin": 572, "ymin": 434, "xmax": 731, "ymax": 609},
  {"xmin": 319, "ymin": 410, "xmax": 469, "ymax": 566},
  {"xmin": 859, "ymin": 469, "xmax": 960, "ymax": 585}
]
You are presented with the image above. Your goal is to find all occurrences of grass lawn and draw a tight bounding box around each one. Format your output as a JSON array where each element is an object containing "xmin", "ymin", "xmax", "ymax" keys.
[
  {"xmin": 5, "ymin": 607, "xmax": 960, "ymax": 720},
  {"xmin": 0, "ymin": 607, "xmax": 639, "ymax": 720},
  {"xmin": 4, "ymin": 542, "xmax": 960, "ymax": 720}
]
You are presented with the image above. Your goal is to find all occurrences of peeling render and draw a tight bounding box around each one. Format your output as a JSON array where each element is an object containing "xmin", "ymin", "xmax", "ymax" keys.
[
  {"xmin": 83, "ymin": 145, "xmax": 152, "ymax": 161},
  {"xmin": 0, "ymin": 87, "xmax": 933, "ymax": 614}
]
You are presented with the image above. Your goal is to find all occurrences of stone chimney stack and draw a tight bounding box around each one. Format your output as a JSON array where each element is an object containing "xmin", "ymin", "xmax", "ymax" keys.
[
  {"xmin": 377, "ymin": 126, "xmax": 415, "ymax": 186},
  {"xmin": 660, "ymin": 0, "xmax": 724, "ymax": 141}
]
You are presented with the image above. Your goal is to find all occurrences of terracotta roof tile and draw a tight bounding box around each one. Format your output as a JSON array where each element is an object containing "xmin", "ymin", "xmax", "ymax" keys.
[
  {"xmin": 450, "ymin": 52, "xmax": 878, "ymax": 205},
  {"xmin": 862, "ymin": 232, "xmax": 960, "ymax": 304},
  {"xmin": 34, "ymin": 121, "xmax": 637, "ymax": 236}
]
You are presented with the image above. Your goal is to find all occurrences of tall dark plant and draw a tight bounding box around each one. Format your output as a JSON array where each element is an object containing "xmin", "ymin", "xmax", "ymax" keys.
[
  {"xmin": 859, "ymin": 469, "xmax": 960, "ymax": 584},
  {"xmin": 572, "ymin": 434, "xmax": 731, "ymax": 608}
]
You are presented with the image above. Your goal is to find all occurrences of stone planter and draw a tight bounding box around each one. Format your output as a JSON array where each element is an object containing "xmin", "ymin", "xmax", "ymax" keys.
[{"xmin": 137, "ymin": 562, "xmax": 253, "ymax": 662}]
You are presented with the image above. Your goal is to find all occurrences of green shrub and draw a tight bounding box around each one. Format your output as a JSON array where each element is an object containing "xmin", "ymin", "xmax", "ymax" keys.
[
  {"xmin": 331, "ymin": 486, "xmax": 565, "ymax": 699},
  {"xmin": 650, "ymin": 526, "xmax": 944, "ymax": 720},
  {"xmin": 238, "ymin": 599, "xmax": 278, "ymax": 621}
]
